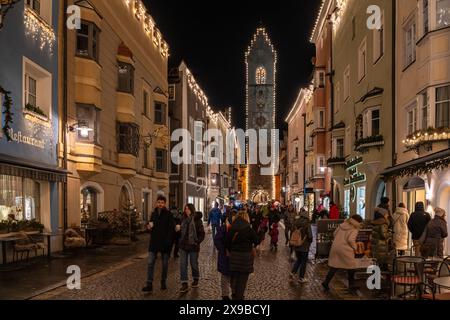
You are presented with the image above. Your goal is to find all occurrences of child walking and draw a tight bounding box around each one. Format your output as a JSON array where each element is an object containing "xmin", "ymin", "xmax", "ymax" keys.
[{"xmin": 270, "ymin": 223, "xmax": 279, "ymax": 251}]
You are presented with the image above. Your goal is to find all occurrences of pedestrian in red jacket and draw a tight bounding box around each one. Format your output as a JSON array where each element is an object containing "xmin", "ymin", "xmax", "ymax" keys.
[
  {"xmin": 270, "ymin": 223, "xmax": 279, "ymax": 251},
  {"xmin": 329, "ymin": 202, "xmax": 340, "ymax": 220}
]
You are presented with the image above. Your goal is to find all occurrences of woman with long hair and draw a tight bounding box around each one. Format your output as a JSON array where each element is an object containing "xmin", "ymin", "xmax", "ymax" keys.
[
  {"xmin": 179, "ymin": 203, "xmax": 205, "ymax": 293},
  {"xmin": 226, "ymin": 210, "xmax": 261, "ymax": 300}
]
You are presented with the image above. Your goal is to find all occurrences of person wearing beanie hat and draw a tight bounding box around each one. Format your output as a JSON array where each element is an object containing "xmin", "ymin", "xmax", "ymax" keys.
[{"xmin": 422, "ymin": 208, "xmax": 448, "ymax": 258}]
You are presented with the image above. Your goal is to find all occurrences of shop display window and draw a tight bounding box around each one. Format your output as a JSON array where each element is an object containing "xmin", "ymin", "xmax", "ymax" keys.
[{"xmin": 0, "ymin": 175, "xmax": 40, "ymax": 221}]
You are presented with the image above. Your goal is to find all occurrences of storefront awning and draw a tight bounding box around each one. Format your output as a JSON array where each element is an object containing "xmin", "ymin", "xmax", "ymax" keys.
[
  {"xmin": 381, "ymin": 149, "xmax": 450, "ymax": 179},
  {"xmin": 0, "ymin": 154, "xmax": 68, "ymax": 183}
]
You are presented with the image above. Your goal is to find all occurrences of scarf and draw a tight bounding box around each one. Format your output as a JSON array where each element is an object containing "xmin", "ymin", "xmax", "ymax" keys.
[{"xmin": 181, "ymin": 215, "xmax": 198, "ymax": 245}]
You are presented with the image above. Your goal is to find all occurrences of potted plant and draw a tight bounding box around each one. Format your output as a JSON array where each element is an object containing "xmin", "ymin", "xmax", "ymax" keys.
[{"xmin": 20, "ymin": 220, "xmax": 44, "ymax": 233}]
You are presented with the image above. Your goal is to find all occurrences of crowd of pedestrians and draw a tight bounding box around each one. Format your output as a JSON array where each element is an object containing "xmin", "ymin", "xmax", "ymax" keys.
[{"xmin": 141, "ymin": 195, "xmax": 447, "ymax": 299}]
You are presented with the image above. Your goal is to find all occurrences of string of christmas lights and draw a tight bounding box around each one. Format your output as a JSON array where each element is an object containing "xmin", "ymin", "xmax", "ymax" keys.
[{"xmin": 24, "ymin": 6, "xmax": 55, "ymax": 52}]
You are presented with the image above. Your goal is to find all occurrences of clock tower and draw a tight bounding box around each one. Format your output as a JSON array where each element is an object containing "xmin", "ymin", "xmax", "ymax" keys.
[{"xmin": 245, "ymin": 27, "xmax": 277, "ymax": 203}]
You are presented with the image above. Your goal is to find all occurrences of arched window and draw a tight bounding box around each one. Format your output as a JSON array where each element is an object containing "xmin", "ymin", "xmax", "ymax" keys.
[{"xmin": 256, "ymin": 67, "xmax": 266, "ymax": 85}]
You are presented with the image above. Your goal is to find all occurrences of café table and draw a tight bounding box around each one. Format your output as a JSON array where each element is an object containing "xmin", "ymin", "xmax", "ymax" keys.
[
  {"xmin": 434, "ymin": 276, "xmax": 450, "ymax": 291},
  {"xmin": 39, "ymin": 233, "xmax": 57, "ymax": 258},
  {"xmin": 0, "ymin": 237, "xmax": 21, "ymax": 264}
]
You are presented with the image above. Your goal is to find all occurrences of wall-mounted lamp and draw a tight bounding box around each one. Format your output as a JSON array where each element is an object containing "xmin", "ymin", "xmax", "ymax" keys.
[{"xmin": 68, "ymin": 122, "xmax": 93, "ymax": 138}]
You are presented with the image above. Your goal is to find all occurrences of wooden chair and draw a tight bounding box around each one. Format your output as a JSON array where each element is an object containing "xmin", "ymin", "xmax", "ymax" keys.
[{"xmin": 12, "ymin": 232, "xmax": 39, "ymax": 262}]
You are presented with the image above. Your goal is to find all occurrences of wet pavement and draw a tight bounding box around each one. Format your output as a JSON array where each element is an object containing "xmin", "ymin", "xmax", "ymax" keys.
[{"xmin": 27, "ymin": 226, "xmax": 384, "ymax": 300}]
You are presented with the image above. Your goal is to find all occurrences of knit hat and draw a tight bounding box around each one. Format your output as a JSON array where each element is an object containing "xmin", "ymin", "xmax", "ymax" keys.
[{"xmin": 434, "ymin": 207, "xmax": 446, "ymax": 218}]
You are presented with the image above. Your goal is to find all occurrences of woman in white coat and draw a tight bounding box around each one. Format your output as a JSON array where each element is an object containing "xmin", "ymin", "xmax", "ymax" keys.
[
  {"xmin": 322, "ymin": 215, "xmax": 363, "ymax": 292},
  {"xmin": 392, "ymin": 203, "xmax": 409, "ymax": 256}
]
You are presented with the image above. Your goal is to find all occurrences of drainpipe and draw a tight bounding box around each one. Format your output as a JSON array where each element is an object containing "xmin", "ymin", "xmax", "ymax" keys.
[
  {"xmin": 63, "ymin": 0, "xmax": 68, "ymax": 232},
  {"xmin": 391, "ymin": 1, "xmax": 397, "ymax": 207},
  {"xmin": 302, "ymin": 113, "xmax": 307, "ymax": 209},
  {"xmin": 328, "ymin": 17, "xmax": 335, "ymax": 203}
]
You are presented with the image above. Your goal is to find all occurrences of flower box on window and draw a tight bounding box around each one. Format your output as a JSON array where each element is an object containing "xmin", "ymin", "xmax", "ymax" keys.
[
  {"xmin": 23, "ymin": 103, "xmax": 49, "ymax": 121},
  {"xmin": 403, "ymin": 127, "xmax": 450, "ymax": 150},
  {"xmin": 354, "ymin": 135, "xmax": 384, "ymax": 152}
]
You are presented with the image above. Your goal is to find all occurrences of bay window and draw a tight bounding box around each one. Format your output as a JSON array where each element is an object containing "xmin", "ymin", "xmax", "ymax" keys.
[
  {"xmin": 404, "ymin": 21, "xmax": 416, "ymax": 67},
  {"xmin": 76, "ymin": 21, "xmax": 100, "ymax": 61},
  {"xmin": 436, "ymin": 85, "xmax": 450, "ymax": 128},
  {"xmin": 421, "ymin": 91, "xmax": 429, "ymax": 130},
  {"xmin": 117, "ymin": 123, "xmax": 140, "ymax": 156},
  {"xmin": 155, "ymin": 149, "xmax": 168, "ymax": 173},
  {"xmin": 76, "ymin": 104, "xmax": 100, "ymax": 144},
  {"xmin": 437, "ymin": 0, "xmax": 450, "ymax": 29},
  {"xmin": 407, "ymin": 103, "xmax": 418, "ymax": 135},
  {"xmin": 118, "ymin": 62, "xmax": 134, "ymax": 94}
]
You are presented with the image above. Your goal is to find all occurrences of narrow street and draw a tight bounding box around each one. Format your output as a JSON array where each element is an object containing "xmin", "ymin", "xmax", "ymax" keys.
[{"xmin": 32, "ymin": 224, "xmax": 379, "ymax": 300}]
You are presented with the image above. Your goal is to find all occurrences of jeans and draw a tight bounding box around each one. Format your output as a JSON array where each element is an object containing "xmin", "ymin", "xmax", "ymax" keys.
[
  {"xmin": 231, "ymin": 273, "xmax": 250, "ymax": 300},
  {"xmin": 324, "ymin": 267, "xmax": 356, "ymax": 288},
  {"xmin": 211, "ymin": 224, "xmax": 219, "ymax": 240},
  {"xmin": 146, "ymin": 251, "xmax": 169, "ymax": 285},
  {"xmin": 284, "ymin": 228, "xmax": 290, "ymax": 244},
  {"xmin": 292, "ymin": 251, "xmax": 309, "ymax": 279},
  {"xmin": 180, "ymin": 249, "xmax": 200, "ymax": 283},
  {"xmin": 221, "ymin": 274, "xmax": 232, "ymax": 298}
]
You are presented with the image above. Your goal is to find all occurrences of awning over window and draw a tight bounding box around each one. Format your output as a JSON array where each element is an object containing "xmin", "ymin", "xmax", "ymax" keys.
[
  {"xmin": 0, "ymin": 154, "xmax": 68, "ymax": 183},
  {"xmin": 381, "ymin": 149, "xmax": 450, "ymax": 179}
]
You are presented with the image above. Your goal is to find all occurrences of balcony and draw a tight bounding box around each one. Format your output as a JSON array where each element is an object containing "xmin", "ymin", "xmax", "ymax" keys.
[
  {"xmin": 403, "ymin": 127, "xmax": 450, "ymax": 153},
  {"xmin": 71, "ymin": 143, "xmax": 103, "ymax": 174},
  {"xmin": 355, "ymin": 135, "xmax": 384, "ymax": 153}
]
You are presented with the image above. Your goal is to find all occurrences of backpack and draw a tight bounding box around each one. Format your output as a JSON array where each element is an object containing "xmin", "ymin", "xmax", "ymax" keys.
[{"xmin": 290, "ymin": 228, "xmax": 305, "ymax": 247}]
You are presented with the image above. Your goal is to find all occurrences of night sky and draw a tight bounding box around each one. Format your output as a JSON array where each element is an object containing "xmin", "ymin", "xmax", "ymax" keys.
[{"xmin": 145, "ymin": 0, "xmax": 321, "ymax": 132}]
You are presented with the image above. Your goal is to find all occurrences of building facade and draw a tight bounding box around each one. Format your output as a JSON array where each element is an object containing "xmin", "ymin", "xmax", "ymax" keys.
[
  {"xmin": 285, "ymin": 88, "xmax": 308, "ymax": 212},
  {"xmin": 64, "ymin": 0, "xmax": 170, "ymax": 227},
  {"xmin": 330, "ymin": 0, "xmax": 394, "ymax": 219},
  {"xmin": 245, "ymin": 27, "xmax": 277, "ymax": 203},
  {"xmin": 382, "ymin": 0, "xmax": 450, "ymax": 254},
  {"xmin": 0, "ymin": 0, "xmax": 64, "ymax": 251},
  {"xmin": 311, "ymin": 1, "xmax": 334, "ymax": 210}
]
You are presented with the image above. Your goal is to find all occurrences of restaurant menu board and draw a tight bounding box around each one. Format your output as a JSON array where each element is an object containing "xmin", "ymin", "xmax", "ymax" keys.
[
  {"xmin": 316, "ymin": 219, "xmax": 345, "ymax": 258},
  {"xmin": 355, "ymin": 229, "xmax": 372, "ymax": 259}
]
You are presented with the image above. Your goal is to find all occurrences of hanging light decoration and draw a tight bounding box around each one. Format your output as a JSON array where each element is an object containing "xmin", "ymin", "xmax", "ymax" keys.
[{"xmin": 24, "ymin": 6, "xmax": 55, "ymax": 52}]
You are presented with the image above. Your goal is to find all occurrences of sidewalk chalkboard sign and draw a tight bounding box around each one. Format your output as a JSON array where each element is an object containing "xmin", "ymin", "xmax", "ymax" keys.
[{"xmin": 317, "ymin": 219, "xmax": 345, "ymax": 234}]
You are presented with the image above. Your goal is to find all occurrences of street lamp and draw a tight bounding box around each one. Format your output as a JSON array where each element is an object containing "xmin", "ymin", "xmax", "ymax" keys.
[{"xmin": 68, "ymin": 122, "xmax": 93, "ymax": 138}]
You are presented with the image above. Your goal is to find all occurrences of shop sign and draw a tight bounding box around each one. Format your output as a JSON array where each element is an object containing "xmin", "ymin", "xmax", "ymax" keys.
[
  {"xmin": 344, "ymin": 172, "xmax": 366, "ymax": 186},
  {"xmin": 345, "ymin": 157, "xmax": 363, "ymax": 170},
  {"xmin": 8, "ymin": 128, "xmax": 45, "ymax": 149}
]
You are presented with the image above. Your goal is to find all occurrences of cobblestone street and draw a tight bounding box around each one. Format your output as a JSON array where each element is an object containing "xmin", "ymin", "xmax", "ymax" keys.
[{"xmin": 33, "ymin": 225, "xmax": 381, "ymax": 300}]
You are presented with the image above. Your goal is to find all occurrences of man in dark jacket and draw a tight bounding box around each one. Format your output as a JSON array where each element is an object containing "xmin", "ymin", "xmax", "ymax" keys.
[
  {"xmin": 408, "ymin": 202, "xmax": 431, "ymax": 256},
  {"xmin": 143, "ymin": 195, "xmax": 178, "ymax": 293},
  {"xmin": 208, "ymin": 202, "xmax": 222, "ymax": 240}
]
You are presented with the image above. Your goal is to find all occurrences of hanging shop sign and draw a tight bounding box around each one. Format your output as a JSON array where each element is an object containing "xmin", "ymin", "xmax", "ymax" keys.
[{"xmin": 344, "ymin": 157, "xmax": 366, "ymax": 187}]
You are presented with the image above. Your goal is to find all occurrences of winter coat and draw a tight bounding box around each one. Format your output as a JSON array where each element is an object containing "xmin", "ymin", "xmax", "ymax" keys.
[
  {"xmin": 214, "ymin": 224, "xmax": 230, "ymax": 276},
  {"xmin": 292, "ymin": 216, "xmax": 313, "ymax": 253},
  {"xmin": 179, "ymin": 212, "xmax": 205, "ymax": 252},
  {"xmin": 270, "ymin": 225, "xmax": 279, "ymax": 244},
  {"xmin": 250, "ymin": 211, "xmax": 262, "ymax": 232},
  {"xmin": 208, "ymin": 208, "xmax": 222, "ymax": 226},
  {"xmin": 268, "ymin": 210, "xmax": 280, "ymax": 225},
  {"xmin": 423, "ymin": 216, "xmax": 448, "ymax": 258},
  {"xmin": 328, "ymin": 218, "xmax": 361, "ymax": 270},
  {"xmin": 148, "ymin": 208, "xmax": 176, "ymax": 253},
  {"xmin": 284, "ymin": 210, "xmax": 296, "ymax": 230},
  {"xmin": 371, "ymin": 207, "xmax": 394, "ymax": 265},
  {"xmin": 392, "ymin": 207, "xmax": 410, "ymax": 251},
  {"xmin": 226, "ymin": 218, "xmax": 260, "ymax": 274},
  {"xmin": 408, "ymin": 203, "xmax": 432, "ymax": 240},
  {"xmin": 329, "ymin": 205, "xmax": 340, "ymax": 220}
]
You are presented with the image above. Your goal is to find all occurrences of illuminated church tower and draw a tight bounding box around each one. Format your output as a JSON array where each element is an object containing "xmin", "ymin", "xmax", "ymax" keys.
[{"xmin": 245, "ymin": 27, "xmax": 277, "ymax": 203}]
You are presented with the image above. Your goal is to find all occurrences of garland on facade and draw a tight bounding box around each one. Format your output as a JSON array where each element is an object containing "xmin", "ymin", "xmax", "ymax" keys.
[
  {"xmin": 0, "ymin": 0, "xmax": 22, "ymax": 30},
  {"xmin": 389, "ymin": 155, "xmax": 450, "ymax": 180},
  {"xmin": 0, "ymin": 85, "xmax": 13, "ymax": 141}
]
